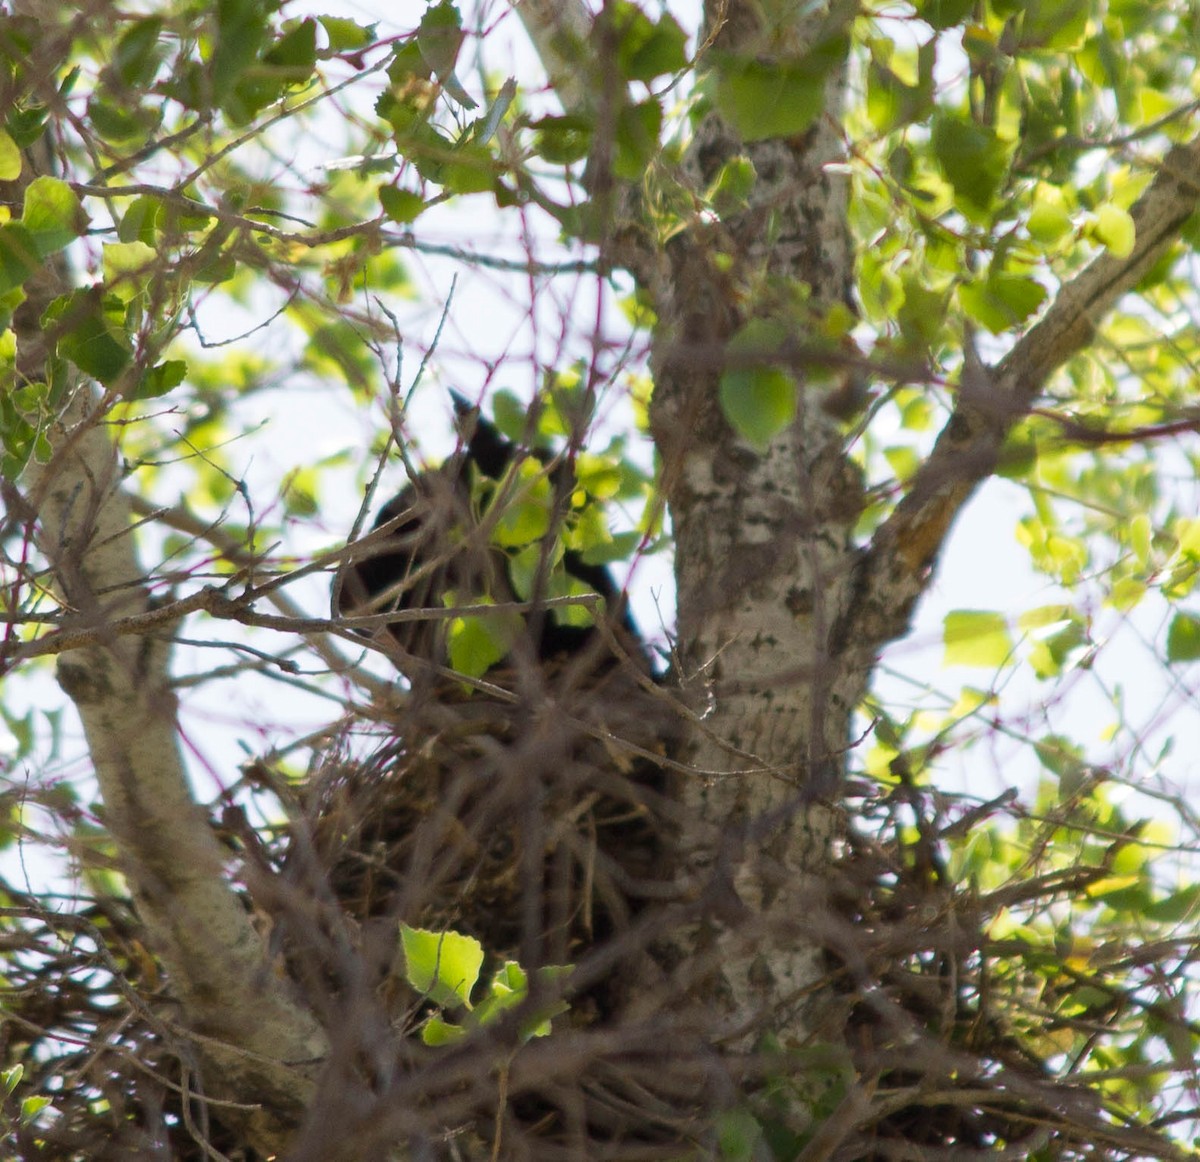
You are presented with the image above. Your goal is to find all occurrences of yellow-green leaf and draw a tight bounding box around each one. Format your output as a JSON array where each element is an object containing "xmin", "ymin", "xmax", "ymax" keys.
[
  {"xmin": 1091, "ymin": 204, "xmax": 1135, "ymax": 258},
  {"xmin": 0, "ymin": 129, "xmax": 21, "ymax": 180},
  {"xmin": 1167, "ymin": 612, "xmax": 1200, "ymax": 663},
  {"xmin": 400, "ymin": 925, "xmax": 484, "ymax": 1009},
  {"xmin": 447, "ymin": 607, "xmax": 519, "ymax": 678},
  {"xmin": 1026, "ymin": 186, "xmax": 1072, "ymax": 243},
  {"xmin": 22, "ymin": 176, "xmax": 86, "ymax": 257},
  {"xmin": 943, "ymin": 609, "xmax": 1014, "ymax": 669},
  {"xmin": 379, "ymin": 185, "xmax": 424, "ymax": 224}
]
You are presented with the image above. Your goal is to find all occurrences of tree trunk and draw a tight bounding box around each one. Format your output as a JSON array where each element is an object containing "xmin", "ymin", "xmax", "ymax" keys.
[
  {"xmin": 640, "ymin": 3, "xmax": 861, "ymax": 1035},
  {"xmin": 4, "ymin": 137, "xmax": 325, "ymax": 1155}
]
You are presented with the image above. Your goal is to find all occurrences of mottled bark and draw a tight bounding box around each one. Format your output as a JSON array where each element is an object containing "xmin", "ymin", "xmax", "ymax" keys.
[{"xmin": 639, "ymin": 2, "xmax": 862, "ymax": 1029}]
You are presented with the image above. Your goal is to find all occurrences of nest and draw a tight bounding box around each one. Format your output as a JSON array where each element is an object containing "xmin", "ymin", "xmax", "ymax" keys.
[{"xmin": 287, "ymin": 652, "xmax": 678, "ymax": 1003}]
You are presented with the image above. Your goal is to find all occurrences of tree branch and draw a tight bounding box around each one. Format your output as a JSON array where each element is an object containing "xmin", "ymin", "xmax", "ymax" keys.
[
  {"xmin": 844, "ymin": 132, "xmax": 1200, "ymax": 655},
  {"xmin": 510, "ymin": 0, "xmax": 593, "ymax": 114},
  {"xmin": 8, "ymin": 154, "xmax": 325, "ymax": 1153}
]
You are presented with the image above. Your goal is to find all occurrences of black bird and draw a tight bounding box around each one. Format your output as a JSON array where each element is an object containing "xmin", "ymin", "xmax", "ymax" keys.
[{"xmin": 336, "ymin": 391, "xmax": 646, "ymax": 676}]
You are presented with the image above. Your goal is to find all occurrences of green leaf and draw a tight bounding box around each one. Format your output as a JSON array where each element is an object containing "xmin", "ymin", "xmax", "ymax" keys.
[
  {"xmin": 913, "ymin": 0, "xmax": 975, "ymax": 29},
  {"xmin": 531, "ymin": 114, "xmax": 592, "ymax": 165},
  {"xmin": 719, "ymin": 364, "xmax": 796, "ymax": 448},
  {"xmin": 614, "ymin": 98, "xmax": 663, "ymax": 181},
  {"xmin": 418, "ymin": 1, "xmax": 476, "ymax": 109},
  {"xmin": 492, "ymin": 464, "xmax": 552, "ymax": 547},
  {"xmin": 319, "ymin": 16, "xmax": 375, "ymax": 52},
  {"xmin": 1091, "ymin": 204, "xmax": 1135, "ymax": 258},
  {"xmin": 211, "ymin": 0, "xmax": 269, "ymax": 103},
  {"xmin": 1027, "ymin": 186, "xmax": 1073, "ymax": 243},
  {"xmin": 492, "ymin": 389, "xmax": 527, "ymax": 441},
  {"xmin": 378, "ymin": 185, "xmax": 425, "ymax": 224},
  {"xmin": 1028, "ymin": 620, "xmax": 1087, "ymax": 680},
  {"xmin": 1023, "ymin": 0, "xmax": 1089, "ymax": 50},
  {"xmin": 943, "ymin": 609, "xmax": 1014, "ymax": 668},
  {"xmin": 439, "ymin": 142, "xmax": 495, "ymax": 195},
  {"xmin": 22, "ymin": 175, "xmax": 85, "ymax": 257},
  {"xmin": 575, "ymin": 452, "xmax": 622, "ymax": 500},
  {"xmin": 706, "ymin": 155, "xmax": 756, "ymax": 216},
  {"xmin": 44, "ymin": 290, "xmax": 133, "ymax": 386},
  {"xmin": 0, "ymin": 223, "xmax": 40, "ymax": 294},
  {"xmin": 716, "ymin": 1109, "xmax": 765, "ymax": 1161},
  {"xmin": 447, "ymin": 604, "xmax": 520, "ymax": 677},
  {"xmin": 580, "ymin": 529, "xmax": 641, "ymax": 567},
  {"xmin": 263, "ymin": 17, "xmax": 318, "ymax": 85},
  {"xmin": 713, "ymin": 53, "xmax": 832, "ymax": 143},
  {"xmin": 135, "ymin": 359, "xmax": 187, "ymax": 400},
  {"xmin": 399, "ymin": 925, "xmax": 484, "ymax": 1009},
  {"xmin": 866, "ymin": 39, "xmax": 935, "ymax": 134},
  {"xmin": 2, "ymin": 1063, "xmax": 22, "ymax": 1095},
  {"xmin": 718, "ymin": 320, "xmax": 797, "ymax": 448},
  {"xmin": 1145, "ymin": 883, "xmax": 1200, "ymax": 923},
  {"xmin": 996, "ymin": 430, "xmax": 1037, "ymax": 478},
  {"xmin": 896, "ymin": 275, "xmax": 951, "ymax": 350},
  {"xmin": 110, "ymin": 16, "xmax": 164, "ymax": 87},
  {"xmin": 612, "ymin": 1, "xmax": 688, "ymax": 82},
  {"xmin": 882, "ymin": 445, "xmax": 920, "ymax": 481},
  {"xmin": 0, "ymin": 127, "xmax": 21, "ymax": 180},
  {"xmin": 118, "ymin": 196, "xmax": 165, "ymax": 246},
  {"xmin": 102, "ymin": 241, "xmax": 158, "ymax": 297},
  {"xmin": 1166, "ymin": 612, "xmax": 1200, "ymax": 662},
  {"xmin": 473, "ymin": 77, "xmax": 516, "ymax": 148},
  {"xmin": 421, "ymin": 1014, "xmax": 467, "ymax": 1045},
  {"xmin": 507, "ymin": 540, "xmax": 566, "ymax": 604},
  {"xmin": 19, "ymin": 1094, "xmax": 49, "ymax": 1123},
  {"xmin": 471, "ymin": 959, "xmax": 528, "ymax": 1027},
  {"xmin": 471, "ymin": 961, "xmax": 571, "ymax": 1039},
  {"xmin": 1084, "ymin": 873, "xmax": 1141, "ymax": 900},
  {"xmin": 1129, "ymin": 512, "xmax": 1152, "ymax": 568},
  {"xmin": 959, "ymin": 273, "xmax": 1047, "ymax": 333},
  {"xmin": 1034, "ymin": 734, "xmax": 1086, "ymax": 781},
  {"xmin": 87, "ymin": 95, "xmax": 159, "ymax": 144},
  {"xmin": 6, "ymin": 105, "xmax": 47, "ymax": 149},
  {"xmin": 1017, "ymin": 604, "xmax": 1074, "ymax": 631},
  {"xmin": 931, "ymin": 112, "xmax": 1011, "ymax": 217},
  {"xmin": 1107, "ymin": 575, "xmax": 1145, "ymax": 612}
]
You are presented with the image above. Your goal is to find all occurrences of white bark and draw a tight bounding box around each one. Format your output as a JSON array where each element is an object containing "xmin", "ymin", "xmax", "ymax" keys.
[
  {"xmin": 639, "ymin": 2, "xmax": 862, "ymax": 1032},
  {"xmin": 512, "ymin": 0, "xmax": 592, "ymax": 114}
]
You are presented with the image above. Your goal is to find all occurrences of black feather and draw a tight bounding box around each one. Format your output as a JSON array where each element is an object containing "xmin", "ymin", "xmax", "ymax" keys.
[{"xmin": 337, "ymin": 394, "xmax": 646, "ymax": 674}]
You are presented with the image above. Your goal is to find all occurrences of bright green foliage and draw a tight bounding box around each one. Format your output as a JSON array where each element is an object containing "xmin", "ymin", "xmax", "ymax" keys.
[
  {"xmin": 417, "ymin": 1, "xmax": 476, "ymax": 110},
  {"xmin": 1166, "ymin": 612, "xmax": 1200, "ymax": 663},
  {"xmin": 610, "ymin": 0, "xmax": 688, "ymax": 82},
  {"xmin": 378, "ymin": 185, "xmax": 424, "ymax": 224},
  {"xmin": 399, "ymin": 925, "xmax": 570, "ymax": 1046},
  {"xmin": 446, "ymin": 597, "xmax": 521, "ymax": 679},
  {"xmin": 2, "ymin": 0, "xmax": 1200, "ymax": 1157},
  {"xmin": 488, "ymin": 459, "xmax": 553, "ymax": 548},
  {"xmin": 930, "ymin": 112, "xmax": 1012, "ymax": 218},
  {"xmin": 713, "ymin": 34, "xmax": 847, "ymax": 143},
  {"xmin": 400, "ymin": 924, "xmax": 485, "ymax": 1009},
  {"xmin": 943, "ymin": 609, "xmax": 1014, "ymax": 668},
  {"xmin": 0, "ymin": 129, "xmax": 20, "ymax": 180},
  {"xmin": 866, "ymin": 37, "xmax": 935, "ymax": 134},
  {"xmin": 719, "ymin": 319, "xmax": 798, "ymax": 448},
  {"xmin": 0, "ymin": 172, "xmax": 86, "ymax": 299}
]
